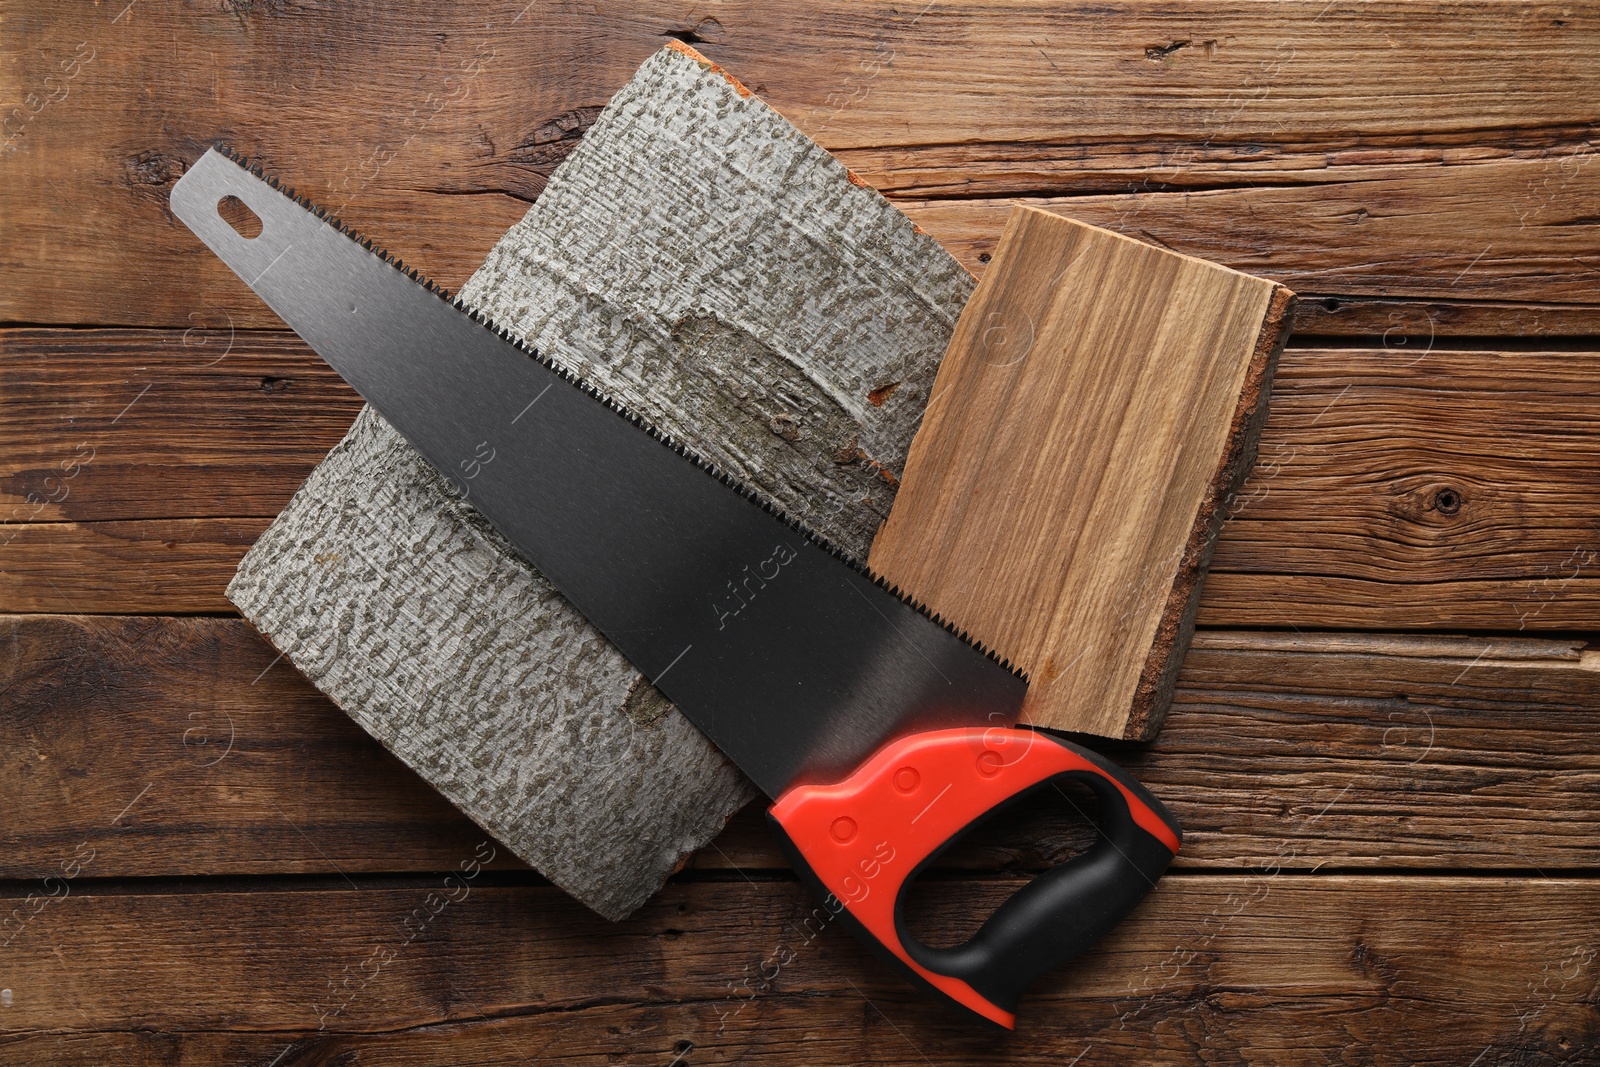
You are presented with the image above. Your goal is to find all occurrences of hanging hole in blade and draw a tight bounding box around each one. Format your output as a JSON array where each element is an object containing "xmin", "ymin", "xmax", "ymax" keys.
[
  {"xmin": 896, "ymin": 777, "xmax": 1100, "ymax": 950},
  {"xmin": 217, "ymin": 195, "xmax": 263, "ymax": 240}
]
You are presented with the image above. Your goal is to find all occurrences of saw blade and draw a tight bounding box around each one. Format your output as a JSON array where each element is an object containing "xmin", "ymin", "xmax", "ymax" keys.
[{"xmin": 170, "ymin": 147, "xmax": 1027, "ymax": 795}]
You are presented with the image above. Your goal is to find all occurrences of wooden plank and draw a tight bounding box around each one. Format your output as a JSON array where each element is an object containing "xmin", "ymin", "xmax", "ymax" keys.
[
  {"xmin": 3, "ymin": 464, "xmax": 1597, "ymax": 632},
  {"xmin": 0, "ymin": 875, "xmax": 1594, "ymax": 1065},
  {"xmin": 1204, "ymin": 343, "xmax": 1600, "ymax": 631},
  {"xmin": 11, "ymin": 2, "xmax": 1597, "ymax": 196},
  {"xmin": 3, "ymin": 2, "xmax": 1597, "ymax": 334},
  {"xmin": 0, "ymin": 518, "xmax": 262, "ymax": 614},
  {"xmin": 1202, "ymin": 573, "xmax": 1600, "ymax": 630},
  {"xmin": 0, "ymin": 328, "xmax": 362, "ymax": 522},
  {"xmin": 512, "ymin": 629, "xmax": 1600, "ymax": 873},
  {"xmin": 901, "ymin": 156, "xmax": 1600, "ymax": 311},
  {"xmin": 0, "ymin": 614, "xmax": 522, "ymax": 876},
  {"xmin": 1137, "ymin": 630, "xmax": 1600, "ymax": 871},
  {"xmin": 12, "ymin": 331, "xmax": 1599, "ymax": 631},
  {"xmin": 872, "ymin": 206, "xmax": 1291, "ymax": 738},
  {"xmin": 1287, "ymin": 296, "xmax": 1600, "ymax": 340},
  {"xmin": 6, "ymin": 616, "xmax": 1598, "ymax": 877}
]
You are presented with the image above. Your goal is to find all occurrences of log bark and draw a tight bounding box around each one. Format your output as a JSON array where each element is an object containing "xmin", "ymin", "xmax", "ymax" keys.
[{"xmin": 226, "ymin": 43, "xmax": 975, "ymax": 919}]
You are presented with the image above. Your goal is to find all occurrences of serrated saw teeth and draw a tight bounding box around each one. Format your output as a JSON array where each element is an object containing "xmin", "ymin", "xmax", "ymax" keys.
[{"xmin": 195, "ymin": 146, "xmax": 1024, "ymax": 682}]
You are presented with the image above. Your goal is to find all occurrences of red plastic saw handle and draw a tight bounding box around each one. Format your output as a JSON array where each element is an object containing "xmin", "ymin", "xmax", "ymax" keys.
[{"xmin": 768, "ymin": 726, "xmax": 1180, "ymax": 1028}]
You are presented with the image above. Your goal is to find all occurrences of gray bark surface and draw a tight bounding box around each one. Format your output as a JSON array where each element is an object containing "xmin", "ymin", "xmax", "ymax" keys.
[{"xmin": 227, "ymin": 44, "xmax": 973, "ymax": 919}]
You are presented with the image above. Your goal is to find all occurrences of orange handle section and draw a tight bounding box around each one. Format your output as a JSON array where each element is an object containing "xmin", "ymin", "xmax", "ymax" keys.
[{"xmin": 768, "ymin": 726, "xmax": 1180, "ymax": 1028}]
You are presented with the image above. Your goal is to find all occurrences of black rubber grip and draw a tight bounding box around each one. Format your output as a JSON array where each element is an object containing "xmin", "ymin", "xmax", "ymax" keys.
[{"xmin": 893, "ymin": 743, "xmax": 1179, "ymax": 1016}]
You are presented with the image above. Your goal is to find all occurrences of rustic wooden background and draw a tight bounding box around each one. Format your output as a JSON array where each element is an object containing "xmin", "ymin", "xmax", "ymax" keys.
[{"xmin": 3, "ymin": 2, "xmax": 1599, "ymax": 1063}]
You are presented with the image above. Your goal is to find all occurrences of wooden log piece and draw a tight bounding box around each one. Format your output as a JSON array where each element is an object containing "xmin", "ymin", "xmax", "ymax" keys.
[
  {"xmin": 226, "ymin": 43, "xmax": 978, "ymax": 919},
  {"xmin": 871, "ymin": 206, "xmax": 1294, "ymax": 739}
]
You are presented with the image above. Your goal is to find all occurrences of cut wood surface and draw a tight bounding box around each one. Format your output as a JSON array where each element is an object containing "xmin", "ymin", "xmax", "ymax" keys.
[
  {"xmin": 873, "ymin": 207, "xmax": 1291, "ymax": 738},
  {"xmin": 2, "ymin": 2, "xmax": 1598, "ymax": 335},
  {"xmin": 9, "ymin": 330, "xmax": 1600, "ymax": 633},
  {"xmin": 6, "ymin": 615, "xmax": 1598, "ymax": 876},
  {"xmin": 1, "ymin": 875, "xmax": 1595, "ymax": 1067}
]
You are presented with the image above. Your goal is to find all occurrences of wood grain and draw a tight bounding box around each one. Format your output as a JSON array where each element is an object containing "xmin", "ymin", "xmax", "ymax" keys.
[
  {"xmin": 1209, "ymin": 342, "xmax": 1600, "ymax": 629},
  {"xmin": 0, "ymin": 518, "xmax": 263, "ymax": 614},
  {"xmin": 873, "ymin": 206, "xmax": 1290, "ymax": 738},
  {"xmin": 903, "ymin": 154, "xmax": 1600, "ymax": 310},
  {"xmin": 6, "ymin": 615, "xmax": 1598, "ymax": 877},
  {"xmin": 0, "ymin": 328, "xmax": 363, "ymax": 522},
  {"xmin": 2, "ymin": 2, "xmax": 1597, "ymax": 334},
  {"xmin": 1, "ymin": 875, "xmax": 1594, "ymax": 1066},
  {"xmin": 0, "ymin": 613, "xmax": 522, "ymax": 876}
]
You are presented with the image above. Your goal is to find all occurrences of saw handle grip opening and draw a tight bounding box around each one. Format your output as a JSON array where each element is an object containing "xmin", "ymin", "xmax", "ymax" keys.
[{"xmin": 768, "ymin": 726, "xmax": 1180, "ymax": 1029}]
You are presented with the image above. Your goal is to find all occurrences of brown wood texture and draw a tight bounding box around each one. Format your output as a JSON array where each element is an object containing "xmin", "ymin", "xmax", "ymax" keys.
[
  {"xmin": 0, "ymin": 329, "xmax": 364, "ymax": 521},
  {"xmin": 2, "ymin": 3, "xmax": 1598, "ymax": 336},
  {"xmin": 872, "ymin": 207, "xmax": 1291, "ymax": 738},
  {"xmin": 4, "ymin": 1, "xmax": 1599, "ymax": 1062},
  {"xmin": 1, "ymin": 876, "xmax": 1595, "ymax": 1065}
]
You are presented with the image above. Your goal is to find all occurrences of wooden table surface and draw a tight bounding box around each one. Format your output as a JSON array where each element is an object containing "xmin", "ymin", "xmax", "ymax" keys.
[{"xmin": 3, "ymin": 3, "xmax": 1599, "ymax": 1064}]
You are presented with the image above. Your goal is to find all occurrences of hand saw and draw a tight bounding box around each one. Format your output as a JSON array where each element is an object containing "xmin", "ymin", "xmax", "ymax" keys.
[{"xmin": 171, "ymin": 147, "xmax": 1181, "ymax": 1029}]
